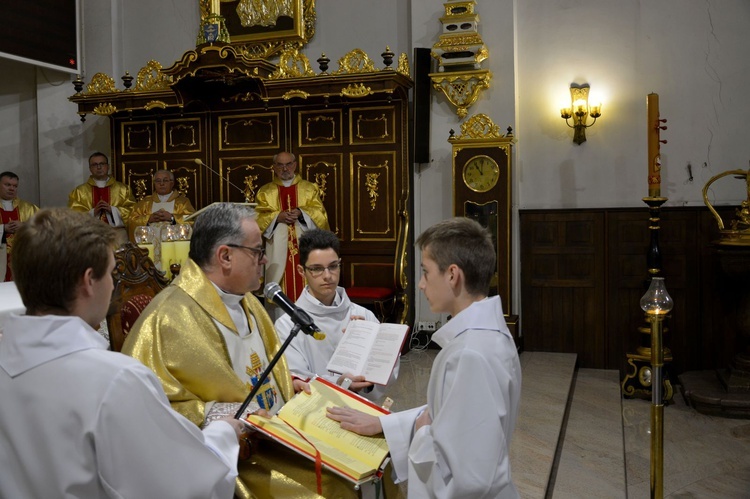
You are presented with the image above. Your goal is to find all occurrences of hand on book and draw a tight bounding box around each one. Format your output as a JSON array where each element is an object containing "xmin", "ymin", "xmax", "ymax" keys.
[
  {"xmin": 326, "ymin": 406, "xmax": 383, "ymax": 436},
  {"xmin": 293, "ymin": 378, "xmax": 311, "ymax": 394},
  {"xmin": 337, "ymin": 374, "xmax": 373, "ymax": 393}
]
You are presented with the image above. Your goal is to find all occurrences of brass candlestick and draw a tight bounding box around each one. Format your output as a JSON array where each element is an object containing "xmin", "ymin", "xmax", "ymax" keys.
[
  {"xmin": 622, "ymin": 197, "xmax": 674, "ymax": 402},
  {"xmin": 640, "ymin": 276, "xmax": 673, "ymax": 499}
]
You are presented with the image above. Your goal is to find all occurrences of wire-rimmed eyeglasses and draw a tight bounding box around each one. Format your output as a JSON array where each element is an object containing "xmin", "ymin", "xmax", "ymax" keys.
[{"xmin": 303, "ymin": 260, "xmax": 342, "ymax": 277}]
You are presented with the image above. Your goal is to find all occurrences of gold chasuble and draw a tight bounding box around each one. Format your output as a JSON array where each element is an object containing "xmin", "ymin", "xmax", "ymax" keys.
[
  {"xmin": 256, "ymin": 175, "xmax": 329, "ymax": 301},
  {"xmin": 126, "ymin": 191, "xmax": 196, "ymax": 241},
  {"xmin": 122, "ymin": 260, "xmax": 358, "ymax": 499},
  {"xmin": 1, "ymin": 199, "xmax": 39, "ymax": 281},
  {"xmin": 68, "ymin": 176, "xmax": 135, "ymax": 224}
]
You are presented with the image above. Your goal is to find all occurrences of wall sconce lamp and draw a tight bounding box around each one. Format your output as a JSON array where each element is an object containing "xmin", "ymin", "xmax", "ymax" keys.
[{"xmin": 560, "ymin": 83, "xmax": 602, "ymax": 145}]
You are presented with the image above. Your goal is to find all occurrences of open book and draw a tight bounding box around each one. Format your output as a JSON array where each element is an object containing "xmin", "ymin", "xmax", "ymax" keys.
[
  {"xmin": 326, "ymin": 321, "xmax": 409, "ymax": 385},
  {"xmin": 244, "ymin": 377, "xmax": 390, "ymax": 484}
]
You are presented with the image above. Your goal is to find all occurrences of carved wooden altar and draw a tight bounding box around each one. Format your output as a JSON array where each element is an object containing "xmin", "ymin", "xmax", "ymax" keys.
[{"xmin": 68, "ymin": 43, "xmax": 414, "ymax": 324}]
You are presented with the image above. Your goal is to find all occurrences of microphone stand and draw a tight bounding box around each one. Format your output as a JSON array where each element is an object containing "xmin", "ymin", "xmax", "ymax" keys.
[{"xmin": 234, "ymin": 323, "xmax": 302, "ymax": 419}]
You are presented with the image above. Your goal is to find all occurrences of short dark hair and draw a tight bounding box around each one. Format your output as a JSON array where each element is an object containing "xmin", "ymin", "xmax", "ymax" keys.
[
  {"xmin": 88, "ymin": 152, "xmax": 109, "ymax": 164},
  {"xmin": 12, "ymin": 208, "xmax": 116, "ymax": 315},
  {"xmin": 189, "ymin": 203, "xmax": 257, "ymax": 268},
  {"xmin": 298, "ymin": 229, "xmax": 340, "ymax": 266},
  {"xmin": 0, "ymin": 171, "xmax": 19, "ymax": 181},
  {"xmin": 416, "ymin": 217, "xmax": 496, "ymax": 296}
]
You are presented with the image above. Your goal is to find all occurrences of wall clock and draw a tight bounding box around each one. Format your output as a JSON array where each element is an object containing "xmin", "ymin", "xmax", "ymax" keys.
[{"xmin": 462, "ymin": 154, "xmax": 500, "ymax": 193}]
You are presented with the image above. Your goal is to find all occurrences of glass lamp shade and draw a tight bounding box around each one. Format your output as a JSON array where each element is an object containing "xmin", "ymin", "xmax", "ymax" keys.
[{"xmin": 640, "ymin": 276, "xmax": 673, "ymax": 315}]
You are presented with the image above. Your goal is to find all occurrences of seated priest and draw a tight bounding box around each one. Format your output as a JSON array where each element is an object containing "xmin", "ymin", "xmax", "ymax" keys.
[
  {"xmin": 68, "ymin": 151, "xmax": 135, "ymax": 245},
  {"xmin": 275, "ymin": 228, "xmax": 399, "ymax": 403},
  {"xmin": 122, "ymin": 203, "xmax": 385, "ymax": 499},
  {"xmin": 0, "ymin": 208, "xmax": 245, "ymax": 498},
  {"xmin": 127, "ymin": 169, "xmax": 195, "ymax": 241}
]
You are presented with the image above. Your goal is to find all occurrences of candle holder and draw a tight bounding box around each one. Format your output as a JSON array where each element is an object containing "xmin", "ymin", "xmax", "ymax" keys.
[
  {"xmin": 640, "ymin": 276, "xmax": 673, "ymax": 499},
  {"xmin": 622, "ymin": 196, "xmax": 674, "ymax": 403}
]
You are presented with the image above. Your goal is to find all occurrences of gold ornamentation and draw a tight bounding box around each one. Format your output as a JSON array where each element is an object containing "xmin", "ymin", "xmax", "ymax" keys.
[
  {"xmin": 144, "ymin": 100, "xmax": 168, "ymax": 110},
  {"xmin": 282, "ymin": 89, "xmax": 310, "ymax": 100},
  {"xmin": 200, "ymin": 0, "xmax": 316, "ymax": 59},
  {"xmin": 305, "ymin": 115, "xmax": 336, "ymax": 142},
  {"xmin": 332, "ymin": 49, "xmax": 376, "ymax": 74},
  {"xmin": 243, "ymin": 174, "xmax": 259, "ymax": 203},
  {"xmin": 356, "ymin": 114, "xmax": 389, "ymax": 140},
  {"xmin": 340, "ymin": 83, "xmax": 373, "ymax": 98},
  {"xmin": 454, "ymin": 113, "xmax": 502, "ymax": 140},
  {"xmin": 703, "ymin": 169, "xmax": 750, "ymax": 245},
  {"xmin": 236, "ymin": 0, "xmax": 293, "ymax": 27},
  {"xmin": 168, "ymin": 124, "xmax": 197, "ymax": 147},
  {"xmin": 177, "ymin": 177, "xmax": 190, "ymax": 197},
  {"xmin": 270, "ymin": 43, "xmax": 316, "ymax": 78},
  {"xmin": 87, "ymin": 73, "xmax": 117, "ymax": 94},
  {"xmin": 135, "ymin": 60, "xmax": 172, "ymax": 91},
  {"xmin": 430, "ymin": 69, "xmax": 491, "ymax": 118},
  {"xmin": 93, "ymin": 103, "xmax": 117, "ymax": 116},
  {"xmin": 134, "ymin": 179, "xmax": 148, "ymax": 201},
  {"xmin": 365, "ymin": 173, "xmax": 380, "ymax": 210},
  {"xmin": 445, "ymin": 1, "xmax": 475, "ymax": 16},
  {"xmin": 221, "ymin": 92, "xmax": 259, "ymax": 103},
  {"xmin": 397, "ymin": 53, "xmax": 410, "ymax": 77},
  {"xmin": 432, "ymin": 33, "xmax": 485, "ymax": 49},
  {"xmin": 314, "ymin": 172, "xmax": 329, "ymax": 201}
]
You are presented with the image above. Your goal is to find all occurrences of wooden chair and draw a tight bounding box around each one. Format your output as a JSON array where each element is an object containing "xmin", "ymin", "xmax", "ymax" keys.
[
  {"xmin": 107, "ymin": 242, "xmax": 170, "ymax": 352},
  {"xmin": 346, "ymin": 209, "xmax": 409, "ymax": 324}
]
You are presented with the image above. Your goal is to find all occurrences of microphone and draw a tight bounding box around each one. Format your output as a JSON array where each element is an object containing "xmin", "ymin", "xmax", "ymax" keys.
[
  {"xmin": 194, "ymin": 158, "xmax": 246, "ymax": 196},
  {"xmin": 264, "ymin": 282, "xmax": 326, "ymax": 340}
]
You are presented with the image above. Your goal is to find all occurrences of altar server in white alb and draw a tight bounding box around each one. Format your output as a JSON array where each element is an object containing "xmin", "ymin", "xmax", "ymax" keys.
[
  {"xmin": 0, "ymin": 208, "xmax": 246, "ymax": 499},
  {"xmin": 327, "ymin": 217, "xmax": 522, "ymax": 498},
  {"xmin": 275, "ymin": 228, "xmax": 399, "ymax": 402}
]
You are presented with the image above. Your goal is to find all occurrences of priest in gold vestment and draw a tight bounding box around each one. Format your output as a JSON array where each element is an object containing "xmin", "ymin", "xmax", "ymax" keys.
[
  {"xmin": 68, "ymin": 152, "xmax": 135, "ymax": 245},
  {"xmin": 256, "ymin": 152, "xmax": 329, "ymax": 319},
  {"xmin": 126, "ymin": 169, "xmax": 195, "ymax": 241},
  {"xmin": 122, "ymin": 203, "xmax": 366, "ymax": 499}
]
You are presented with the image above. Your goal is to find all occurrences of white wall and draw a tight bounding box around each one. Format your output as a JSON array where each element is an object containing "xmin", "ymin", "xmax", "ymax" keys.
[{"xmin": 2, "ymin": 0, "xmax": 749, "ymax": 325}]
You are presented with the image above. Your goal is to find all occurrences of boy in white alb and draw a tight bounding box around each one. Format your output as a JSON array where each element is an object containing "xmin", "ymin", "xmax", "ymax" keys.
[{"xmin": 327, "ymin": 217, "xmax": 522, "ymax": 498}]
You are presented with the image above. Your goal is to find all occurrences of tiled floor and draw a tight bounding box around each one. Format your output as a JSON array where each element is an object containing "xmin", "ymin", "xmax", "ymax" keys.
[{"xmin": 386, "ymin": 347, "xmax": 750, "ymax": 498}]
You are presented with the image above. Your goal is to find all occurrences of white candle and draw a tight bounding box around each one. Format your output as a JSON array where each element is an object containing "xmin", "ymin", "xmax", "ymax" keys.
[{"xmin": 137, "ymin": 242, "xmax": 155, "ymax": 265}]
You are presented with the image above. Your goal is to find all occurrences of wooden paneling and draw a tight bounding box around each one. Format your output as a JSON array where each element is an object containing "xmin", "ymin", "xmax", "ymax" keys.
[
  {"xmin": 521, "ymin": 206, "xmax": 740, "ymax": 374},
  {"xmin": 521, "ymin": 211, "xmax": 605, "ymax": 367}
]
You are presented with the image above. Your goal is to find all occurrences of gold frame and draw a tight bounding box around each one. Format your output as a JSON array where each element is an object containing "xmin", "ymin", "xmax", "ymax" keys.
[{"xmin": 200, "ymin": 0, "xmax": 314, "ymax": 48}]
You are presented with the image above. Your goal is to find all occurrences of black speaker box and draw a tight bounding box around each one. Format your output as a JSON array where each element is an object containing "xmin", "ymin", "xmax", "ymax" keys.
[{"xmin": 412, "ymin": 48, "xmax": 432, "ymax": 164}]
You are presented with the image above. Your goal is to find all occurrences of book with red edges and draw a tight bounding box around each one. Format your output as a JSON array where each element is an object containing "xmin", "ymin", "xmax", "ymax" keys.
[{"xmin": 243, "ymin": 377, "xmax": 390, "ymax": 484}]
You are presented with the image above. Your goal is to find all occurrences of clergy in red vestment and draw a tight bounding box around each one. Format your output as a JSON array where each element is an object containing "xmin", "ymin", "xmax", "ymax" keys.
[
  {"xmin": 255, "ymin": 152, "xmax": 329, "ymax": 319},
  {"xmin": 0, "ymin": 171, "xmax": 39, "ymax": 282}
]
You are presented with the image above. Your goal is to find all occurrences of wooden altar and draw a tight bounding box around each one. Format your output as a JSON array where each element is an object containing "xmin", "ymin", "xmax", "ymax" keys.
[{"xmin": 68, "ymin": 43, "xmax": 414, "ymax": 324}]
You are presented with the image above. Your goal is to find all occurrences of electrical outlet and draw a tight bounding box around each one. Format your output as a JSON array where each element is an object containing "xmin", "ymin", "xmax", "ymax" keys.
[{"xmin": 418, "ymin": 321, "xmax": 436, "ymax": 332}]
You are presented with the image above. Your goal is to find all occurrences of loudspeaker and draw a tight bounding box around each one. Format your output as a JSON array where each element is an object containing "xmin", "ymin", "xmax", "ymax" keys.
[{"xmin": 412, "ymin": 48, "xmax": 432, "ymax": 164}]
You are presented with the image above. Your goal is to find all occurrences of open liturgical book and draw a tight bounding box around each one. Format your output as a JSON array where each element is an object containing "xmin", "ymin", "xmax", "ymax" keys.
[
  {"xmin": 244, "ymin": 377, "xmax": 390, "ymax": 484},
  {"xmin": 326, "ymin": 321, "xmax": 410, "ymax": 385}
]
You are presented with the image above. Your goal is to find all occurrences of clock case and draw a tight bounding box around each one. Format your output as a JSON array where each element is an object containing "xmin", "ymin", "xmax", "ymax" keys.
[{"xmin": 449, "ymin": 118, "xmax": 515, "ymax": 313}]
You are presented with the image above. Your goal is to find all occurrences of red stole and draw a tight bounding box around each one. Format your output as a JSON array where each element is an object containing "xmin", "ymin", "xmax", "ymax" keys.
[
  {"xmin": 92, "ymin": 185, "xmax": 111, "ymax": 224},
  {"xmin": 277, "ymin": 184, "xmax": 304, "ymax": 300},
  {"xmin": 1, "ymin": 206, "xmax": 19, "ymax": 281}
]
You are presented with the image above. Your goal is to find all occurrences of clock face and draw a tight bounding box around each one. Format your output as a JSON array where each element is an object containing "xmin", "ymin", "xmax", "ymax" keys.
[{"xmin": 462, "ymin": 155, "xmax": 500, "ymax": 193}]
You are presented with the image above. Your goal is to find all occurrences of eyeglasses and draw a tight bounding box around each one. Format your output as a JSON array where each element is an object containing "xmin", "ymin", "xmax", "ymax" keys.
[
  {"xmin": 303, "ymin": 260, "xmax": 342, "ymax": 277},
  {"xmin": 274, "ymin": 161, "xmax": 295, "ymax": 170},
  {"xmin": 226, "ymin": 243, "xmax": 266, "ymax": 260},
  {"xmin": 90, "ymin": 162, "xmax": 108, "ymax": 167},
  {"xmin": 154, "ymin": 179, "xmax": 174, "ymax": 184}
]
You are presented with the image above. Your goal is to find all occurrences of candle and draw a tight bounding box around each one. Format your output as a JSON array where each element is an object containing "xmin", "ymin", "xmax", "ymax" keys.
[
  {"xmin": 647, "ymin": 93, "xmax": 661, "ymax": 198},
  {"xmin": 173, "ymin": 240, "xmax": 191, "ymax": 268},
  {"xmin": 161, "ymin": 241, "xmax": 176, "ymax": 279},
  {"xmin": 137, "ymin": 242, "xmax": 155, "ymax": 265}
]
